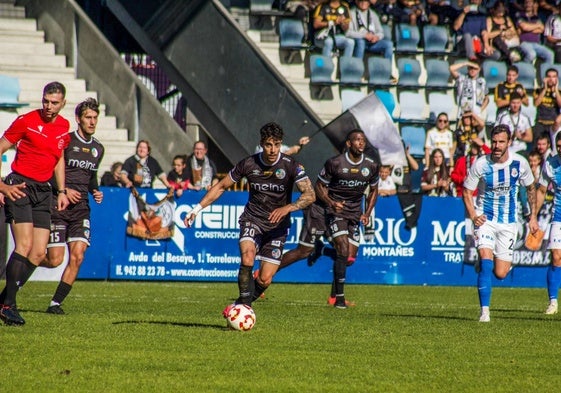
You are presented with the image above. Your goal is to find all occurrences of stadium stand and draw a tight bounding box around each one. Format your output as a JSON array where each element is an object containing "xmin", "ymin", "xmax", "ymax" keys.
[
  {"xmin": 367, "ymin": 57, "xmax": 394, "ymax": 89},
  {"xmin": 422, "ymin": 25, "xmax": 451, "ymax": 56},
  {"xmin": 397, "ymin": 58, "xmax": 422, "ymax": 88},
  {"xmin": 398, "ymin": 90, "xmax": 427, "ymax": 124},
  {"xmin": 400, "ymin": 125, "xmax": 426, "ymax": 158},
  {"xmin": 339, "ymin": 57, "xmax": 365, "ymax": 88},
  {"xmin": 515, "ymin": 62, "xmax": 537, "ymax": 92},
  {"xmin": 395, "ymin": 23, "xmax": 421, "ymax": 54},
  {"xmin": 278, "ymin": 18, "xmax": 308, "ymax": 64},
  {"xmin": 482, "ymin": 60, "xmax": 507, "ymax": 91},
  {"xmin": 425, "ymin": 59, "xmax": 453, "ymax": 90},
  {"xmin": 309, "ymin": 54, "xmax": 335, "ymax": 100},
  {"xmin": 0, "ymin": 74, "xmax": 28, "ymax": 108}
]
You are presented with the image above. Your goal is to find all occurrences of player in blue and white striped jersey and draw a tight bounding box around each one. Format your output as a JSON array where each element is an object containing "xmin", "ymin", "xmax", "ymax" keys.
[
  {"xmin": 463, "ymin": 124, "xmax": 539, "ymax": 322},
  {"xmin": 537, "ymin": 132, "xmax": 561, "ymax": 315}
]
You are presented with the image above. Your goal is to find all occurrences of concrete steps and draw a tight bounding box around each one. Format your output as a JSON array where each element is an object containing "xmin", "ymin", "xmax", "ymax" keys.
[{"xmin": 0, "ymin": 10, "xmax": 133, "ymax": 177}]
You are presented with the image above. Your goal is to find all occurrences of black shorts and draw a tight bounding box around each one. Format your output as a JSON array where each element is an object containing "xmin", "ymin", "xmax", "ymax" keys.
[
  {"xmin": 238, "ymin": 220, "xmax": 288, "ymax": 266},
  {"xmin": 298, "ymin": 203, "xmax": 329, "ymax": 247},
  {"xmin": 48, "ymin": 200, "xmax": 91, "ymax": 247},
  {"xmin": 327, "ymin": 215, "xmax": 361, "ymax": 247},
  {"xmin": 4, "ymin": 173, "xmax": 52, "ymax": 230}
]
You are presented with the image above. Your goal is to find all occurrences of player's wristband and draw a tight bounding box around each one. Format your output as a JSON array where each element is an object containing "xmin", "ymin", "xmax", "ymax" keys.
[
  {"xmin": 191, "ymin": 203, "xmax": 203, "ymax": 215},
  {"xmin": 58, "ymin": 189, "xmax": 67, "ymax": 195}
]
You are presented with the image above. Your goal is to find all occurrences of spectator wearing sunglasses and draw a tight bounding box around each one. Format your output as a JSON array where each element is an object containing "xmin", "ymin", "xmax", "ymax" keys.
[{"xmin": 425, "ymin": 112, "xmax": 456, "ymax": 169}]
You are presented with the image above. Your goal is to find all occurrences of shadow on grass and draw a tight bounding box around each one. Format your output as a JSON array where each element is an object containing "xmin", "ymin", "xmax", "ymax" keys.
[
  {"xmin": 381, "ymin": 312, "xmax": 561, "ymax": 322},
  {"xmin": 112, "ymin": 320, "xmax": 228, "ymax": 330},
  {"xmin": 380, "ymin": 313, "xmax": 473, "ymax": 321}
]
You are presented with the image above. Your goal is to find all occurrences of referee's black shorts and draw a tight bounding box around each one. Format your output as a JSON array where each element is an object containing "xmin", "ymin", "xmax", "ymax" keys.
[{"xmin": 4, "ymin": 172, "xmax": 53, "ymax": 230}]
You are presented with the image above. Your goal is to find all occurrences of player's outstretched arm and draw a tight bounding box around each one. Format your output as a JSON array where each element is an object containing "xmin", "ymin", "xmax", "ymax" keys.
[{"xmin": 184, "ymin": 175, "xmax": 235, "ymax": 227}]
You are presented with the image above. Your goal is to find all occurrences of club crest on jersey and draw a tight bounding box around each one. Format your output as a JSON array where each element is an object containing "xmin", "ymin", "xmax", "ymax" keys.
[
  {"xmin": 58, "ymin": 139, "xmax": 65, "ymax": 150},
  {"xmin": 91, "ymin": 148, "xmax": 99, "ymax": 158},
  {"xmin": 271, "ymin": 248, "xmax": 281, "ymax": 259},
  {"xmin": 275, "ymin": 169, "xmax": 286, "ymax": 179},
  {"xmin": 361, "ymin": 168, "xmax": 370, "ymax": 177},
  {"xmin": 511, "ymin": 167, "xmax": 518, "ymax": 178}
]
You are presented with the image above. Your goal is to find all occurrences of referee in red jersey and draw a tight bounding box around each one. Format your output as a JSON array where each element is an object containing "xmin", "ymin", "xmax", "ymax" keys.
[{"xmin": 0, "ymin": 82, "xmax": 71, "ymax": 326}]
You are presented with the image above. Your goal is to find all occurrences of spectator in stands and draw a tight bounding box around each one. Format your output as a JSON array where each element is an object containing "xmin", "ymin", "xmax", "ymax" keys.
[
  {"xmin": 378, "ymin": 164, "xmax": 397, "ymax": 196},
  {"xmin": 397, "ymin": 142, "xmax": 420, "ymax": 194},
  {"xmin": 494, "ymin": 65, "xmax": 529, "ymax": 116},
  {"xmin": 449, "ymin": 60, "xmax": 489, "ymax": 118},
  {"xmin": 280, "ymin": 1, "xmax": 322, "ymax": 42},
  {"xmin": 517, "ymin": 0, "xmax": 555, "ymax": 64},
  {"xmin": 312, "ymin": 0, "xmax": 355, "ymax": 57},
  {"xmin": 373, "ymin": 0, "xmax": 406, "ymax": 25},
  {"xmin": 485, "ymin": 1, "xmax": 525, "ymax": 63},
  {"xmin": 450, "ymin": 137, "xmax": 490, "ymax": 196},
  {"xmin": 398, "ymin": 0, "xmax": 428, "ymax": 25},
  {"xmin": 496, "ymin": 92, "xmax": 533, "ymax": 153},
  {"xmin": 452, "ymin": 0, "xmax": 489, "ymax": 61},
  {"xmin": 528, "ymin": 149, "xmax": 544, "ymax": 183},
  {"xmin": 454, "ymin": 110, "xmax": 487, "ymax": 159},
  {"xmin": 427, "ymin": 0, "xmax": 462, "ymax": 27},
  {"xmin": 424, "ymin": 112, "xmax": 456, "ymax": 168},
  {"xmin": 120, "ymin": 140, "xmax": 171, "ymax": 189},
  {"xmin": 347, "ymin": 0, "xmax": 394, "ymax": 60},
  {"xmin": 535, "ymin": 132, "xmax": 554, "ymax": 162},
  {"xmin": 168, "ymin": 154, "xmax": 189, "ymax": 197},
  {"xmin": 539, "ymin": 0, "xmax": 558, "ymax": 23},
  {"xmin": 544, "ymin": 2, "xmax": 561, "ymax": 63},
  {"xmin": 533, "ymin": 67, "xmax": 561, "ymax": 145},
  {"xmin": 186, "ymin": 140, "xmax": 219, "ymax": 191},
  {"xmin": 421, "ymin": 148, "xmax": 453, "ymax": 196},
  {"xmin": 100, "ymin": 161, "xmax": 124, "ymax": 187}
]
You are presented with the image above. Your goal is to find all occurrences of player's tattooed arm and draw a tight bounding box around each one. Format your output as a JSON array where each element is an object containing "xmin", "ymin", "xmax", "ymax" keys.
[{"xmin": 291, "ymin": 178, "xmax": 315, "ymax": 211}]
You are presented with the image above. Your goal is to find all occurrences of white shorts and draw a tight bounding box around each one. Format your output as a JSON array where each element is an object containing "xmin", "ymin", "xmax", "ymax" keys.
[
  {"xmin": 474, "ymin": 221, "xmax": 517, "ymax": 262},
  {"xmin": 548, "ymin": 222, "xmax": 561, "ymax": 250}
]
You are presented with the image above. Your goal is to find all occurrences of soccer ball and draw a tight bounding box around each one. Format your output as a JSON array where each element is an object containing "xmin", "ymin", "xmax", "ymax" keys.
[{"xmin": 226, "ymin": 304, "xmax": 256, "ymax": 331}]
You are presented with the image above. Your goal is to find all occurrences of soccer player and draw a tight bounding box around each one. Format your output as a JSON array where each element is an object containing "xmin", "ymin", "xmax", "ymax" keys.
[
  {"xmin": 0, "ymin": 82, "xmax": 71, "ymax": 326},
  {"xmin": 315, "ymin": 129, "xmax": 380, "ymax": 309},
  {"xmin": 40, "ymin": 98, "xmax": 105, "ymax": 315},
  {"xmin": 184, "ymin": 122, "xmax": 315, "ymax": 313},
  {"xmin": 536, "ymin": 132, "xmax": 561, "ymax": 315},
  {"xmin": 463, "ymin": 124, "xmax": 539, "ymax": 322}
]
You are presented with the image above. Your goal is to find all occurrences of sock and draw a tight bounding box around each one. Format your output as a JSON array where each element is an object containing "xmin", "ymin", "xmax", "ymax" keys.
[
  {"xmin": 333, "ymin": 254, "xmax": 347, "ymax": 300},
  {"xmin": 4, "ymin": 253, "xmax": 36, "ymax": 307},
  {"xmin": 252, "ymin": 279, "xmax": 268, "ymax": 301},
  {"xmin": 330, "ymin": 279, "xmax": 336, "ymax": 298},
  {"xmin": 236, "ymin": 265, "xmax": 253, "ymax": 305},
  {"xmin": 0, "ymin": 287, "xmax": 6, "ymax": 304},
  {"xmin": 477, "ymin": 259, "xmax": 493, "ymax": 308},
  {"xmin": 547, "ymin": 265, "xmax": 561, "ymax": 301},
  {"xmin": 51, "ymin": 281, "xmax": 73, "ymax": 306},
  {"xmin": 323, "ymin": 247, "xmax": 337, "ymax": 260}
]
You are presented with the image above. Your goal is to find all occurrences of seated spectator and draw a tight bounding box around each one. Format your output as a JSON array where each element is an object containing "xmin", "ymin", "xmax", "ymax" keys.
[
  {"xmin": 449, "ymin": 60, "xmax": 489, "ymax": 118},
  {"xmin": 496, "ymin": 92, "xmax": 533, "ymax": 153},
  {"xmin": 398, "ymin": 0, "xmax": 427, "ymax": 25},
  {"xmin": 485, "ymin": 1, "xmax": 525, "ymax": 63},
  {"xmin": 421, "ymin": 148, "xmax": 453, "ymax": 196},
  {"xmin": 100, "ymin": 161, "xmax": 124, "ymax": 187},
  {"xmin": 397, "ymin": 142, "xmax": 420, "ymax": 194},
  {"xmin": 517, "ymin": 0, "xmax": 555, "ymax": 64},
  {"xmin": 378, "ymin": 164, "xmax": 397, "ymax": 196},
  {"xmin": 528, "ymin": 149, "xmax": 543, "ymax": 183},
  {"xmin": 120, "ymin": 140, "xmax": 171, "ymax": 189},
  {"xmin": 278, "ymin": 1, "xmax": 322, "ymax": 42},
  {"xmin": 186, "ymin": 140, "xmax": 219, "ymax": 191},
  {"xmin": 374, "ymin": 0, "xmax": 406, "ymax": 25},
  {"xmin": 425, "ymin": 112, "xmax": 456, "ymax": 168},
  {"xmin": 452, "ymin": 0, "xmax": 489, "ymax": 61},
  {"xmin": 454, "ymin": 110, "xmax": 487, "ymax": 159},
  {"xmin": 494, "ymin": 65, "xmax": 529, "ymax": 116},
  {"xmin": 347, "ymin": 0, "xmax": 394, "ymax": 60},
  {"xmin": 533, "ymin": 67, "xmax": 561, "ymax": 145},
  {"xmin": 539, "ymin": 0, "xmax": 558, "ymax": 22},
  {"xmin": 167, "ymin": 154, "xmax": 189, "ymax": 197},
  {"xmin": 450, "ymin": 137, "xmax": 490, "ymax": 196},
  {"xmin": 544, "ymin": 2, "xmax": 561, "ymax": 63},
  {"xmin": 312, "ymin": 0, "xmax": 355, "ymax": 57},
  {"xmin": 427, "ymin": 0, "xmax": 462, "ymax": 27}
]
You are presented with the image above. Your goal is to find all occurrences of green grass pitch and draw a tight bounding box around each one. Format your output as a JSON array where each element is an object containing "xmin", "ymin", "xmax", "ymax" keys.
[{"xmin": 3, "ymin": 281, "xmax": 561, "ymax": 392}]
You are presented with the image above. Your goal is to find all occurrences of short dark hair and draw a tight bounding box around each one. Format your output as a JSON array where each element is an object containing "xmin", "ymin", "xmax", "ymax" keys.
[
  {"xmin": 173, "ymin": 154, "xmax": 187, "ymax": 164},
  {"xmin": 43, "ymin": 81, "xmax": 66, "ymax": 97},
  {"xmin": 260, "ymin": 122, "xmax": 284, "ymax": 144},
  {"xmin": 546, "ymin": 67, "xmax": 559, "ymax": 77},
  {"xmin": 510, "ymin": 92, "xmax": 522, "ymax": 101},
  {"xmin": 491, "ymin": 124, "xmax": 511, "ymax": 140},
  {"xmin": 75, "ymin": 97, "xmax": 99, "ymax": 117},
  {"xmin": 556, "ymin": 131, "xmax": 561, "ymax": 145},
  {"xmin": 346, "ymin": 128, "xmax": 365, "ymax": 141},
  {"xmin": 110, "ymin": 161, "xmax": 123, "ymax": 172},
  {"xmin": 507, "ymin": 65, "xmax": 519, "ymax": 74}
]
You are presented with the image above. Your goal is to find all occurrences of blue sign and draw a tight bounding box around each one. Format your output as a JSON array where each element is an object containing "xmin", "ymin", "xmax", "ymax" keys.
[{"xmin": 82, "ymin": 188, "xmax": 549, "ymax": 288}]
